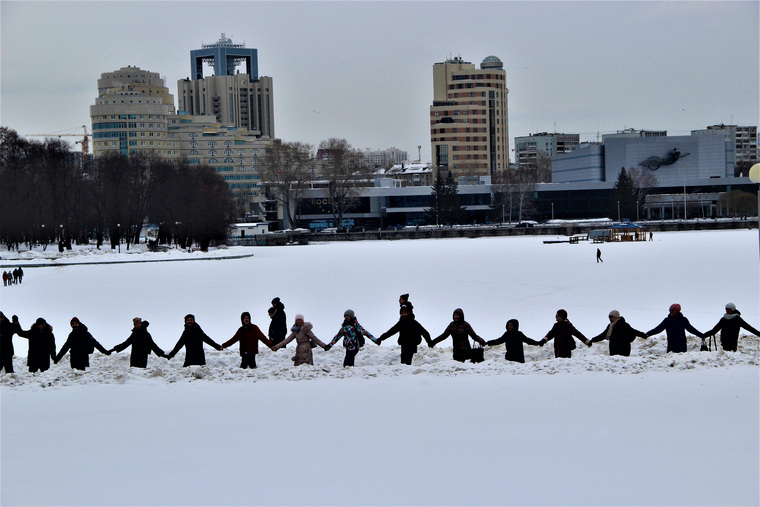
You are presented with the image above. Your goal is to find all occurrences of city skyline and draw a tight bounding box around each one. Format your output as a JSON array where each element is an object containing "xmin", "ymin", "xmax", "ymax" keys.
[{"xmin": 1, "ymin": 1, "xmax": 758, "ymax": 163}]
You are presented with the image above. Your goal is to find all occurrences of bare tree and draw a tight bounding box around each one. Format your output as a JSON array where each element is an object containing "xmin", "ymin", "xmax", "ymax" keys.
[
  {"xmin": 629, "ymin": 166, "xmax": 658, "ymax": 221},
  {"xmin": 318, "ymin": 138, "xmax": 372, "ymax": 230},
  {"xmin": 262, "ymin": 140, "xmax": 313, "ymax": 228}
]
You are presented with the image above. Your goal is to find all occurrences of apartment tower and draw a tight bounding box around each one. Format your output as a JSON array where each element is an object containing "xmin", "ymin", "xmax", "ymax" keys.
[{"xmin": 430, "ymin": 55, "xmax": 509, "ymax": 179}]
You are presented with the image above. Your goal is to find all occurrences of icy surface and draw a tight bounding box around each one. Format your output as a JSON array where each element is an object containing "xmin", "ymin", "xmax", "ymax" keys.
[{"xmin": 1, "ymin": 230, "xmax": 758, "ymax": 505}]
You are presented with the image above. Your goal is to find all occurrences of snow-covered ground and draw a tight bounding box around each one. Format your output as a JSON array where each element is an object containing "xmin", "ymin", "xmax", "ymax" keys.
[{"xmin": 1, "ymin": 230, "xmax": 758, "ymax": 505}]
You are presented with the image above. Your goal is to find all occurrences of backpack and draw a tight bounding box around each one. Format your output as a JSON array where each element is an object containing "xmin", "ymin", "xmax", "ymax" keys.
[{"xmin": 354, "ymin": 324, "xmax": 365, "ymax": 348}]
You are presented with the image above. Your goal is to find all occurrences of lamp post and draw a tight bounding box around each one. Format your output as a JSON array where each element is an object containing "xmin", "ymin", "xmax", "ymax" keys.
[
  {"xmin": 617, "ymin": 201, "xmax": 620, "ymax": 222},
  {"xmin": 551, "ymin": 202, "xmax": 554, "ymax": 220},
  {"xmin": 749, "ymin": 163, "xmax": 760, "ymax": 264}
]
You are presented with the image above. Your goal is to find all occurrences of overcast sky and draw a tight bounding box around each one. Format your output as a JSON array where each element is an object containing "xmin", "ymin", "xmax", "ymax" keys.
[{"xmin": 2, "ymin": 1, "xmax": 758, "ymax": 162}]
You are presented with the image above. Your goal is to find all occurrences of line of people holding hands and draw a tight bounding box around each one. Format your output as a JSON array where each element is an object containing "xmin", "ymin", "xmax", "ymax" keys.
[{"xmin": 1, "ymin": 294, "xmax": 758, "ymax": 374}]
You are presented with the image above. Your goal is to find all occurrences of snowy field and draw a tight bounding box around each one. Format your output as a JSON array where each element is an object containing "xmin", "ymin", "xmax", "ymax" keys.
[{"xmin": 1, "ymin": 230, "xmax": 759, "ymax": 506}]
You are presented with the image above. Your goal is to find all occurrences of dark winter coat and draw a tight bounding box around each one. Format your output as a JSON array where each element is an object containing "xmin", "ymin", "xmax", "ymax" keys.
[
  {"xmin": 17, "ymin": 323, "xmax": 57, "ymax": 372},
  {"xmin": 591, "ymin": 316, "xmax": 646, "ymax": 357},
  {"xmin": 112, "ymin": 322, "xmax": 164, "ymax": 368},
  {"xmin": 378, "ymin": 315, "xmax": 431, "ymax": 352},
  {"xmin": 646, "ymin": 312, "xmax": 704, "ymax": 353},
  {"xmin": 268, "ymin": 302, "xmax": 287, "ymax": 344},
  {"xmin": 486, "ymin": 319, "xmax": 541, "ymax": 363},
  {"xmin": 167, "ymin": 323, "xmax": 221, "ymax": 367},
  {"xmin": 1, "ymin": 314, "xmax": 20, "ymax": 358},
  {"xmin": 55, "ymin": 323, "xmax": 109, "ymax": 370},
  {"xmin": 431, "ymin": 309, "xmax": 486, "ymax": 361},
  {"xmin": 274, "ymin": 322, "xmax": 327, "ymax": 365},
  {"xmin": 543, "ymin": 320, "xmax": 588, "ymax": 358},
  {"xmin": 706, "ymin": 311, "xmax": 760, "ymax": 352},
  {"xmin": 223, "ymin": 320, "xmax": 273, "ymax": 357}
]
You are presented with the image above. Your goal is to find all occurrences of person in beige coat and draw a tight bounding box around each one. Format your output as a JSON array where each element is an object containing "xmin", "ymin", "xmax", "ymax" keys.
[{"xmin": 273, "ymin": 314, "xmax": 327, "ymax": 366}]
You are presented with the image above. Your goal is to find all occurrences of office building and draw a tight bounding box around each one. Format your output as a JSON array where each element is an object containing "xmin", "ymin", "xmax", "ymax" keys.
[
  {"xmin": 177, "ymin": 34, "xmax": 274, "ymax": 138},
  {"xmin": 514, "ymin": 132, "xmax": 580, "ymax": 172},
  {"xmin": 90, "ymin": 66, "xmax": 175, "ymax": 157},
  {"xmin": 430, "ymin": 55, "xmax": 509, "ymax": 179}
]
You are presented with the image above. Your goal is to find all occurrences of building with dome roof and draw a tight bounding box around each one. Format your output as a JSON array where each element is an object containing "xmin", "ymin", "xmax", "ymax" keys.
[{"xmin": 430, "ymin": 55, "xmax": 509, "ymax": 180}]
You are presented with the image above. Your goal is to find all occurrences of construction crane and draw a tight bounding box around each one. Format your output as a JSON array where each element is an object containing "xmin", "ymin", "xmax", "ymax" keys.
[{"xmin": 26, "ymin": 125, "xmax": 89, "ymax": 155}]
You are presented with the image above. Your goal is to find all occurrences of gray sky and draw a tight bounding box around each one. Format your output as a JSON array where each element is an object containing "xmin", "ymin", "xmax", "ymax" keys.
[{"xmin": 2, "ymin": 1, "xmax": 758, "ymax": 163}]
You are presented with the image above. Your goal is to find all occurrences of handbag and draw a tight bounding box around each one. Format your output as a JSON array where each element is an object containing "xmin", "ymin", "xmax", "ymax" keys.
[{"xmin": 470, "ymin": 341, "xmax": 484, "ymax": 363}]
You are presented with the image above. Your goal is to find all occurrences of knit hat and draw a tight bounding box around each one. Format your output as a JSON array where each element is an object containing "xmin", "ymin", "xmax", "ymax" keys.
[
  {"xmin": 609, "ymin": 310, "xmax": 620, "ymax": 319},
  {"xmin": 35, "ymin": 317, "xmax": 47, "ymax": 326},
  {"xmin": 669, "ymin": 304, "xmax": 681, "ymax": 313},
  {"xmin": 271, "ymin": 297, "xmax": 281, "ymax": 305},
  {"xmin": 344, "ymin": 309, "xmax": 355, "ymax": 319},
  {"xmin": 70, "ymin": 317, "xmax": 80, "ymax": 325},
  {"xmin": 295, "ymin": 314, "xmax": 305, "ymax": 321},
  {"xmin": 184, "ymin": 314, "xmax": 195, "ymax": 321},
  {"xmin": 400, "ymin": 293, "xmax": 409, "ymax": 301},
  {"xmin": 556, "ymin": 309, "xmax": 568, "ymax": 320},
  {"xmin": 133, "ymin": 317, "xmax": 142, "ymax": 325},
  {"xmin": 725, "ymin": 303, "xmax": 736, "ymax": 311}
]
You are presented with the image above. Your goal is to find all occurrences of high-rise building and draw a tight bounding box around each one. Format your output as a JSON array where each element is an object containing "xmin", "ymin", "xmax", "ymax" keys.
[
  {"xmin": 177, "ymin": 34, "xmax": 274, "ymax": 138},
  {"xmin": 514, "ymin": 132, "xmax": 580, "ymax": 171},
  {"xmin": 362, "ymin": 147, "xmax": 408, "ymax": 168},
  {"xmin": 90, "ymin": 66, "xmax": 175, "ymax": 157},
  {"xmin": 429, "ymin": 55, "xmax": 509, "ymax": 179},
  {"xmin": 691, "ymin": 124, "xmax": 758, "ymax": 172}
]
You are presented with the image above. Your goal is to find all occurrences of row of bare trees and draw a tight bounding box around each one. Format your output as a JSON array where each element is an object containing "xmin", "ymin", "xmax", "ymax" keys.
[
  {"xmin": 262, "ymin": 137, "xmax": 374, "ymax": 229},
  {"xmin": 0, "ymin": 127, "xmax": 234, "ymax": 251}
]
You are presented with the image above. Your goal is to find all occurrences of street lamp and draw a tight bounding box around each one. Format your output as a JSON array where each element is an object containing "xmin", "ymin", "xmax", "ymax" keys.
[
  {"xmin": 617, "ymin": 201, "xmax": 620, "ymax": 222},
  {"xmin": 749, "ymin": 163, "xmax": 760, "ymax": 264},
  {"xmin": 551, "ymin": 202, "xmax": 554, "ymax": 221}
]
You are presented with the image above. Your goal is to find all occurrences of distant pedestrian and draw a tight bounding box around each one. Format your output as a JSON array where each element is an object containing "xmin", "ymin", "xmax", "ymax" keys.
[
  {"xmin": 2, "ymin": 272, "xmax": 8, "ymax": 286},
  {"xmin": 273, "ymin": 314, "xmax": 327, "ymax": 366},
  {"xmin": 645, "ymin": 303, "xmax": 705, "ymax": 353},
  {"xmin": 649, "ymin": 231, "xmax": 654, "ymax": 241},
  {"xmin": 110, "ymin": 318, "xmax": 165, "ymax": 368},
  {"xmin": 596, "ymin": 248, "xmax": 603, "ymax": 263},
  {"xmin": 430, "ymin": 308, "xmax": 486, "ymax": 362},
  {"xmin": 324, "ymin": 309, "xmax": 379, "ymax": 367},
  {"xmin": 221, "ymin": 311, "xmax": 274, "ymax": 369},
  {"xmin": 54, "ymin": 317, "xmax": 111, "ymax": 370},
  {"xmin": 590, "ymin": 310, "xmax": 646, "ymax": 357},
  {"xmin": 166, "ymin": 314, "xmax": 222, "ymax": 367},
  {"xmin": 17, "ymin": 317, "xmax": 56, "ymax": 372},
  {"xmin": 486, "ymin": 319, "xmax": 543, "ymax": 363},
  {"xmin": 268, "ymin": 297, "xmax": 287, "ymax": 346},
  {"xmin": 377, "ymin": 304, "xmax": 431, "ymax": 365},
  {"xmin": 704, "ymin": 303, "xmax": 760, "ymax": 352},
  {"xmin": 540, "ymin": 309, "xmax": 591, "ymax": 358}
]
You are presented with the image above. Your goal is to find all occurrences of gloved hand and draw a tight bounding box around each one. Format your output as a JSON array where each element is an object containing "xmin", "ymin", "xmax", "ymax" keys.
[{"xmin": 324, "ymin": 344, "xmax": 332, "ymax": 351}]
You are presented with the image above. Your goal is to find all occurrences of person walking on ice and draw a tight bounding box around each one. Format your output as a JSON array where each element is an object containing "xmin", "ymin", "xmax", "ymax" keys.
[{"xmin": 596, "ymin": 248, "xmax": 603, "ymax": 263}]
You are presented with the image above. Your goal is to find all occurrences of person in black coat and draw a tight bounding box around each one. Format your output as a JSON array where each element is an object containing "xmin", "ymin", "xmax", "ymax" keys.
[
  {"xmin": 486, "ymin": 319, "xmax": 542, "ymax": 363},
  {"xmin": 590, "ymin": 310, "xmax": 646, "ymax": 357},
  {"xmin": 399, "ymin": 293, "xmax": 414, "ymax": 317},
  {"xmin": 166, "ymin": 314, "xmax": 222, "ymax": 367},
  {"xmin": 430, "ymin": 308, "xmax": 487, "ymax": 362},
  {"xmin": 110, "ymin": 318, "xmax": 165, "ymax": 368},
  {"xmin": 55, "ymin": 317, "xmax": 110, "ymax": 370},
  {"xmin": 17, "ymin": 317, "xmax": 57, "ymax": 372},
  {"xmin": 377, "ymin": 304, "xmax": 431, "ymax": 365},
  {"xmin": 540, "ymin": 309, "xmax": 591, "ymax": 358},
  {"xmin": 268, "ymin": 297, "xmax": 287, "ymax": 346},
  {"xmin": 1, "ymin": 312, "xmax": 22, "ymax": 373},
  {"xmin": 704, "ymin": 303, "xmax": 760, "ymax": 352}
]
